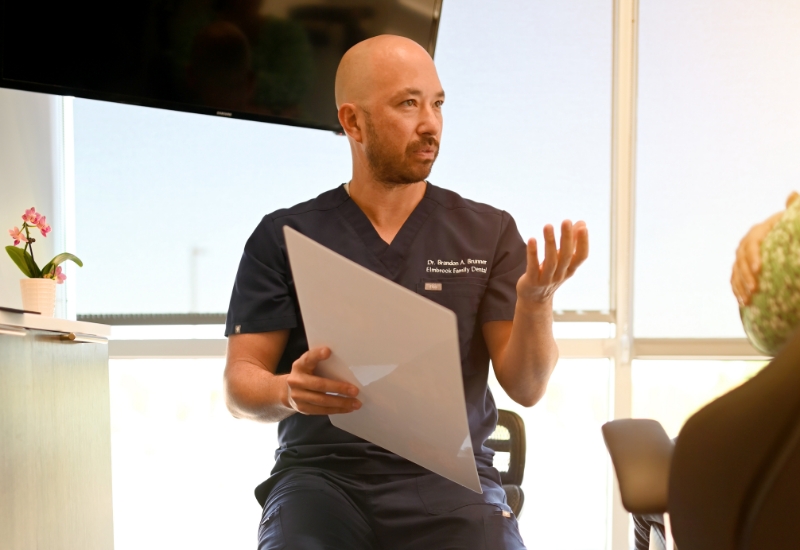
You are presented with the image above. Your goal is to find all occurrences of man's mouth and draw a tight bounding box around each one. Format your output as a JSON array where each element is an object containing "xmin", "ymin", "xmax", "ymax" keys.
[{"xmin": 410, "ymin": 142, "xmax": 439, "ymax": 160}]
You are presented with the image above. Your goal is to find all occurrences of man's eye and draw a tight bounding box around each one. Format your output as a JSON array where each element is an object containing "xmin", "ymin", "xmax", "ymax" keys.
[{"xmin": 404, "ymin": 99, "xmax": 416, "ymax": 107}]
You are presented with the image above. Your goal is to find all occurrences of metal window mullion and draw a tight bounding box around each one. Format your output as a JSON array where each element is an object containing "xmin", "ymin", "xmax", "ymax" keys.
[
  {"xmin": 62, "ymin": 96, "xmax": 77, "ymax": 321},
  {"xmin": 633, "ymin": 338, "xmax": 767, "ymax": 360},
  {"xmin": 106, "ymin": 337, "xmax": 770, "ymax": 361},
  {"xmin": 610, "ymin": 0, "xmax": 639, "ymax": 548}
]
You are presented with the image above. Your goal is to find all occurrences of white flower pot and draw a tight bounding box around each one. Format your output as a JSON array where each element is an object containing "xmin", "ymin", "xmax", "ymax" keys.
[{"xmin": 20, "ymin": 278, "xmax": 57, "ymax": 317}]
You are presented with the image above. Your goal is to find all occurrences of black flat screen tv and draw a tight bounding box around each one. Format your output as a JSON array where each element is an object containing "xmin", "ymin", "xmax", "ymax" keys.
[{"xmin": 0, "ymin": 0, "xmax": 443, "ymax": 132}]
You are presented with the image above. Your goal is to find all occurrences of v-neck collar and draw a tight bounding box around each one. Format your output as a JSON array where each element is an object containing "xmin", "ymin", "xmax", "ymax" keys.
[{"xmin": 337, "ymin": 182, "xmax": 437, "ymax": 275}]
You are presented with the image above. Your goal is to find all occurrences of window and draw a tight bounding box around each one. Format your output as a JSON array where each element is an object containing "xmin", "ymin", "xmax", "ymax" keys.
[
  {"xmin": 73, "ymin": 0, "xmax": 612, "ymax": 317},
  {"xmin": 490, "ymin": 360, "xmax": 612, "ymax": 549},
  {"xmin": 635, "ymin": 0, "xmax": 800, "ymax": 337},
  {"xmin": 54, "ymin": 1, "xmax": 796, "ymax": 549},
  {"xmin": 74, "ymin": 102, "xmax": 350, "ymax": 314},
  {"xmin": 71, "ymin": 1, "xmax": 617, "ymax": 547},
  {"xmin": 632, "ymin": 360, "xmax": 767, "ymax": 438},
  {"xmin": 433, "ymin": 0, "xmax": 612, "ymax": 311},
  {"xmin": 109, "ymin": 359, "xmax": 277, "ymax": 550}
]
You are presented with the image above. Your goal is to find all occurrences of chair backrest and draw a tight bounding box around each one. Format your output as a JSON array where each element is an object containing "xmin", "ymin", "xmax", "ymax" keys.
[
  {"xmin": 668, "ymin": 327, "xmax": 800, "ymax": 550},
  {"xmin": 486, "ymin": 409, "xmax": 526, "ymax": 487},
  {"xmin": 487, "ymin": 409, "xmax": 527, "ymax": 517}
]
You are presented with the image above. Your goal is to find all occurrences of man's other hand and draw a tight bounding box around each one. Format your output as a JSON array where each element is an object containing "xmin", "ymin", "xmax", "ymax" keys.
[
  {"xmin": 732, "ymin": 191, "xmax": 799, "ymax": 307},
  {"xmin": 516, "ymin": 220, "xmax": 589, "ymax": 306},
  {"xmin": 285, "ymin": 346, "xmax": 361, "ymax": 415}
]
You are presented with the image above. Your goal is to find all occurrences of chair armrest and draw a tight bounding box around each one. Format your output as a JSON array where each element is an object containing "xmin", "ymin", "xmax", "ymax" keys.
[{"xmin": 602, "ymin": 419, "xmax": 674, "ymax": 514}]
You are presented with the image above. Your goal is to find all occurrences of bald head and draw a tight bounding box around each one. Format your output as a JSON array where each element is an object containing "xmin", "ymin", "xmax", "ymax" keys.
[
  {"xmin": 335, "ymin": 35, "xmax": 444, "ymax": 186},
  {"xmin": 335, "ymin": 35, "xmax": 437, "ymax": 109}
]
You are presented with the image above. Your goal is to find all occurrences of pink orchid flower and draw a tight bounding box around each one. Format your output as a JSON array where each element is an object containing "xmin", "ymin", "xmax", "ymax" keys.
[
  {"xmin": 22, "ymin": 207, "xmax": 41, "ymax": 225},
  {"xmin": 37, "ymin": 215, "xmax": 51, "ymax": 237},
  {"xmin": 8, "ymin": 226, "xmax": 27, "ymax": 246},
  {"xmin": 44, "ymin": 266, "xmax": 67, "ymax": 284}
]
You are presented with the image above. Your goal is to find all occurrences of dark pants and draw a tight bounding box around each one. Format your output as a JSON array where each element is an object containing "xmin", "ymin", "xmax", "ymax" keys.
[{"xmin": 258, "ymin": 468, "xmax": 526, "ymax": 550}]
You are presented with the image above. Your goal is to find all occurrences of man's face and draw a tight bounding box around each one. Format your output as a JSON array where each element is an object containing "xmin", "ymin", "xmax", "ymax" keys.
[{"xmin": 361, "ymin": 57, "xmax": 444, "ymax": 185}]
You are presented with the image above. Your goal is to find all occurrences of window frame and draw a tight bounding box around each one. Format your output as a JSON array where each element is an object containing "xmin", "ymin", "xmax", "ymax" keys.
[{"xmin": 56, "ymin": 2, "xmax": 770, "ymax": 548}]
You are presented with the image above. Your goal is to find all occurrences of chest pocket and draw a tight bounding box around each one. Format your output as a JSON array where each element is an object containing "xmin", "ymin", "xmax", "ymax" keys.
[{"xmin": 416, "ymin": 277, "xmax": 487, "ymax": 373}]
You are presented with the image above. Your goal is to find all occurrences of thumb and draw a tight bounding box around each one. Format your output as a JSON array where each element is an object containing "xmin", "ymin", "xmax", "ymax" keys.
[
  {"xmin": 787, "ymin": 191, "xmax": 799, "ymax": 208},
  {"xmin": 294, "ymin": 346, "xmax": 331, "ymax": 373}
]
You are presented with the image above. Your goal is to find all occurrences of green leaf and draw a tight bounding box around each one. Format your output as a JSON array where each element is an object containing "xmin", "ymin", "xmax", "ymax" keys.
[
  {"xmin": 25, "ymin": 248, "xmax": 42, "ymax": 277},
  {"xmin": 42, "ymin": 252, "xmax": 84, "ymax": 276},
  {"xmin": 5, "ymin": 246, "xmax": 36, "ymax": 278}
]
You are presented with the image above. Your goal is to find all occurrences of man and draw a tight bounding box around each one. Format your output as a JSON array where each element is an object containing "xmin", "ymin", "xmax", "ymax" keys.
[{"xmin": 224, "ymin": 35, "xmax": 589, "ymax": 549}]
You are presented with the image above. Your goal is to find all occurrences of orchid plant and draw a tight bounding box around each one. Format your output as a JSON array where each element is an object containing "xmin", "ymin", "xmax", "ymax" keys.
[{"xmin": 6, "ymin": 207, "xmax": 82, "ymax": 283}]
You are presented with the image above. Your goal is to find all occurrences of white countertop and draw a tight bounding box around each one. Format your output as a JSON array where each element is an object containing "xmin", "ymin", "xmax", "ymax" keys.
[{"xmin": 0, "ymin": 310, "xmax": 111, "ymax": 338}]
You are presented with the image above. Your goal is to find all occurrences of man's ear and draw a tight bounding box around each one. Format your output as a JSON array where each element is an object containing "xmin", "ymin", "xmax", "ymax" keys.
[{"xmin": 338, "ymin": 103, "xmax": 364, "ymax": 143}]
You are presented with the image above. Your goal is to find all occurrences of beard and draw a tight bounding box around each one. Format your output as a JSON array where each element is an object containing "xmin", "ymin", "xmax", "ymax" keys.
[{"xmin": 364, "ymin": 115, "xmax": 439, "ymax": 186}]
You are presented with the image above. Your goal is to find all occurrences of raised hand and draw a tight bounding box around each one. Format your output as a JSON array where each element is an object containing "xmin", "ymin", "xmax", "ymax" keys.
[
  {"xmin": 516, "ymin": 220, "xmax": 589, "ymax": 306},
  {"xmin": 285, "ymin": 346, "xmax": 361, "ymax": 415},
  {"xmin": 731, "ymin": 191, "xmax": 799, "ymax": 306}
]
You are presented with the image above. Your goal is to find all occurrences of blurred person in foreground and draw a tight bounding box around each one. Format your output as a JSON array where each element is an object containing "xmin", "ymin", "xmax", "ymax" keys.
[
  {"xmin": 632, "ymin": 190, "xmax": 800, "ymax": 550},
  {"xmin": 223, "ymin": 35, "xmax": 588, "ymax": 550},
  {"xmin": 733, "ymin": 191, "xmax": 800, "ymax": 354}
]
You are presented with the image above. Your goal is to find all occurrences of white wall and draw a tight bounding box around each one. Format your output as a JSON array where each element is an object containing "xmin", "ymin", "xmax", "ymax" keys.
[{"xmin": 0, "ymin": 88, "xmax": 66, "ymax": 313}]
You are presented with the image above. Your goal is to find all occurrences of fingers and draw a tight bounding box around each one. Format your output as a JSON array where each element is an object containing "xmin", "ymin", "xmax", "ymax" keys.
[
  {"xmin": 290, "ymin": 368, "xmax": 358, "ymax": 396},
  {"xmin": 287, "ymin": 401, "xmax": 357, "ymax": 416},
  {"xmin": 540, "ymin": 224, "xmax": 558, "ymax": 282},
  {"xmin": 733, "ymin": 228, "xmax": 759, "ymax": 297},
  {"xmin": 744, "ymin": 235, "xmax": 762, "ymax": 276},
  {"xmin": 287, "ymin": 347, "xmax": 361, "ymax": 415},
  {"xmin": 730, "ymin": 207, "xmax": 787, "ymax": 307},
  {"xmin": 734, "ymin": 247, "xmax": 756, "ymax": 303},
  {"xmin": 520, "ymin": 220, "xmax": 588, "ymax": 305},
  {"xmin": 731, "ymin": 268, "xmax": 748, "ymax": 307},
  {"xmin": 732, "ymin": 214, "xmax": 776, "ymax": 306},
  {"xmin": 526, "ymin": 238, "xmax": 540, "ymax": 280},
  {"xmin": 732, "ymin": 216, "xmax": 774, "ymax": 301},
  {"xmin": 530, "ymin": 220, "xmax": 590, "ymax": 286},
  {"xmin": 551, "ymin": 220, "xmax": 573, "ymax": 282},
  {"xmin": 552, "ymin": 220, "xmax": 589, "ymax": 281},
  {"xmin": 566, "ymin": 222, "xmax": 589, "ymax": 278},
  {"xmin": 292, "ymin": 346, "xmax": 331, "ymax": 374},
  {"xmin": 733, "ymin": 232, "xmax": 762, "ymax": 305},
  {"xmin": 287, "ymin": 387, "xmax": 360, "ymax": 415}
]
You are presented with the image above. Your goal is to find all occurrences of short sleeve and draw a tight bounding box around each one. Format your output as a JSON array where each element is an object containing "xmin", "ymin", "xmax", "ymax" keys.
[
  {"xmin": 478, "ymin": 212, "xmax": 527, "ymax": 324},
  {"xmin": 225, "ymin": 216, "xmax": 298, "ymax": 336}
]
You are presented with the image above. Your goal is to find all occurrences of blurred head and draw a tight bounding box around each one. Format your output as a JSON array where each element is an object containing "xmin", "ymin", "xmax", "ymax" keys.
[
  {"xmin": 335, "ymin": 35, "xmax": 444, "ymax": 186},
  {"xmin": 741, "ymin": 198, "xmax": 800, "ymax": 355}
]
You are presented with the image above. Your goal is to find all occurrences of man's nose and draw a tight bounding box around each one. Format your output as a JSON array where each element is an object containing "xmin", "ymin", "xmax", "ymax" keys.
[{"xmin": 417, "ymin": 103, "xmax": 442, "ymax": 136}]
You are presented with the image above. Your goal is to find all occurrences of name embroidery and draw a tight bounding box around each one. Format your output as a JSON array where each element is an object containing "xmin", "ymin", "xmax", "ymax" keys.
[{"xmin": 426, "ymin": 258, "xmax": 488, "ymax": 274}]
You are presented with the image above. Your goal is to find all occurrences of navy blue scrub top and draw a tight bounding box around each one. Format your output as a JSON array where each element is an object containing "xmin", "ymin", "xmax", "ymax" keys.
[{"xmin": 225, "ymin": 182, "xmax": 527, "ymax": 479}]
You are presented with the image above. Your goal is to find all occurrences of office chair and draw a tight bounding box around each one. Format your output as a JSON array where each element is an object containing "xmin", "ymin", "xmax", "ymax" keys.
[
  {"xmin": 487, "ymin": 409, "xmax": 527, "ymax": 517},
  {"xmin": 602, "ymin": 327, "xmax": 800, "ymax": 550}
]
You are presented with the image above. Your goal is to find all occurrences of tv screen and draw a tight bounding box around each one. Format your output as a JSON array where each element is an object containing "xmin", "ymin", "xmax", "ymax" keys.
[{"xmin": 0, "ymin": 0, "xmax": 443, "ymax": 132}]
